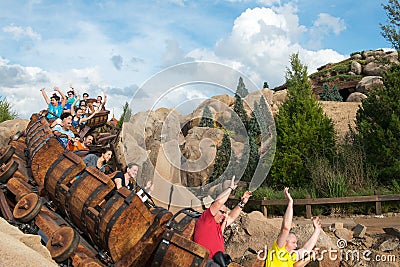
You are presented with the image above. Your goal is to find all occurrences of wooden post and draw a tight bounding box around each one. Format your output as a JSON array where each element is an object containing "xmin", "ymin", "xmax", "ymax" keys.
[
  {"xmin": 375, "ymin": 190, "xmax": 382, "ymax": 215},
  {"xmin": 262, "ymin": 197, "xmax": 268, "ymax": 217},
  {"xmin": 306, "ymin": 195, "xmax": 312, "ymax": 219}
]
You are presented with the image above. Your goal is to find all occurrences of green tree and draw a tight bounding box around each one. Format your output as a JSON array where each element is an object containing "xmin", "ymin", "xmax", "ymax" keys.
[
  {"xmin": 236, "ymin": 76, "xmax": 249, "ymax": 98},
  {"xmin": 199, "ymin": 104, "xmax": 214, "ymax": 128},
  {"xmin": 354, "ymin": 64, "xmax": 400, "ymax": 184},
  {"xmin": 320, "ymin": 83, "xmax": 343, "ymax": 102},
  {"xmin": 241, "ymin": 135, "xmax": 259, "ymax": 183},
  {"xmin": 247, "ymin": 101, "xmax": 261, "ymax": 139},
  {"xmin": 232, "ymin": 78, "xmax": 249, "ymax": 137},
  {"xmin": 270, "ymin": 54, "xmax": 336, "ymax": 187},
  {"xmin": 0, "ymin": 96, "xmax": 18, "ymax": 123},
  {"xmin": 380, "ymin": 0, "xmax": 400, "ymax": 50},
  {"xmin": 209, "ymin": 133, "xmax": 232, "ymax": 183},
  {"xmin": 117, "ymin": 101, "xmax": 132, "ymax": 128}
]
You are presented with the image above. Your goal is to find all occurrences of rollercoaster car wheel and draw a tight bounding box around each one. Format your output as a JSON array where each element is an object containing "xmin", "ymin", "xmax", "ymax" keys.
[
  {"xmin": 0, "ymin": 145, "xmax": 15, "ymax": 164},
  {"xmin": 0, "ymin": 160, "xmax": 19, "ymax": 183},
  {"xmin": 13, "ymin": 192, "xmax": 43, "ymax": 223},
  {"xmin": 46, "ymin": 226, "xmax": 80, "ymax": 263}
]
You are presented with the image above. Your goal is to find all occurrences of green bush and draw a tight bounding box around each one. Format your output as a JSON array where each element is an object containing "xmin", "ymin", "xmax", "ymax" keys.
[
  {"xmin": 320, "ymin": 83, "xmax": 343, "ymax": 102},
  {"xmin": 0, "ymin": 96, "xmax": 18, "ymax": 122},
  {"xmin": 354, "ymin": 64, "xmax": 400, "ymax": 185},
  {"xmin": 271, "ymin": 53, "xmax": 336, "ymax": 188}
]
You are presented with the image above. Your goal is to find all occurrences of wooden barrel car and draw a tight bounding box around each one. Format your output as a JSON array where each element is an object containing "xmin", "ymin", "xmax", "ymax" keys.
[
  {"xmin": 24, "ymin": 114, "xmax": 174, "ymax": 265},
  {"xmin": 2, "ymin": 113, "xmax": 232, "ymax": 266}
]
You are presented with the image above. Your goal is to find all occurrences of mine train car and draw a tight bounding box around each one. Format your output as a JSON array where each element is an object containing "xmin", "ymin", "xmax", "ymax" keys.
[{"xmin": 0, "ymin": 113, "xmax": 265, "ymax": 267}]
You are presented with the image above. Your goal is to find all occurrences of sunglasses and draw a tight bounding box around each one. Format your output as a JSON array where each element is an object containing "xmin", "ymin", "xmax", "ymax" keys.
[{"xmin": 219, "ymin": 210, "xmax": 226, "ymax": 214}]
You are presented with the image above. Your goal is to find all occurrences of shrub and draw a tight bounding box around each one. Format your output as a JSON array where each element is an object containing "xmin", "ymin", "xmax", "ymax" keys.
[
  {"xmin": 320, "ymin": 83, "xmax": 343, "ymax": 102},
  {"xmin": 0, "ymin": 96, "xmax": 18, "ymax": 122},
  {"xmin": 271, "ymin": 53, "xmax": 336, "ymax": 188}
]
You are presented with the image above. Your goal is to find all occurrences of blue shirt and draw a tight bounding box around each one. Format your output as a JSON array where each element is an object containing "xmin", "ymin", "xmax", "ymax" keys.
[
  {"xmin": 53, "ymin": 124, "xmax": 75, "ymax": 147},
  {"xmin": 47, "ymin": 103, "xmax": 63, "ymax": 119}
]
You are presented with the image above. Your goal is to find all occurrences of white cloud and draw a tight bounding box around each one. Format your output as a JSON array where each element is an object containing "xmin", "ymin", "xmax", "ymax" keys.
[
  {"xmin": 2, "ymin": 24, "xmax": 41, "ymax": 41},
  {"xmin": 187, "ymin": 6, "xmax": 345, "ymax": 88},
  {"xmin": 313, "ymin": 13, "xmax": 346, "ymax": 35}
]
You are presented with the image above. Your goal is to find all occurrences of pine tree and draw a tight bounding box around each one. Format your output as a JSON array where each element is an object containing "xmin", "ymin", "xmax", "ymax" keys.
[
  {"xmin": 320, "ymin": 83, "xmax": 343, "ymax": 102},
  {"xmin": 258, "ymin": 96, "xmax": 271, "ymax": 133},
  {"xmin": 247, "ymin": 101, "xmax": 261, "ymax": 140},
  {"xmin": 271, "ymin": 53, "xmax": 336, "ymax": 187},
  {"xmin": 236, "ymin": 76, "xmax": 249, "ymax": 98},
  {"xmin": 0, "ymin": 96, "xmax": 18, "ymax": 123},
  {"xmin": 199, "ymin": 104, "xmax": 214, "ymax": 128},
  {"xmin": 355, "ymin": 64, "xmax": 400, "ymax": 184},
  {"xmin": 209, "ymin": 133, "xmax": 232, "ymax": 183},
  {"xmin": 241, "ymin": 135, "xmax": 259, "ymax": 182},
  {"xmin": 117, "ymin": 101, "xmax": 132, "ymax": 128},
  {"xmin": 232, "ymin": 78, "xmax": 249, "ymax": 137}
]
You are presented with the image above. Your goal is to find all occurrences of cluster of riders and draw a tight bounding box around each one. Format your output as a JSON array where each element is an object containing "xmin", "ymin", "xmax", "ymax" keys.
[
  {"xmin": 40, "ymin": 86, "xmax": 139, "ymax": 191},
  {"xmin": 40, "ymin": 86, "xmax": 322, "ymax": 267}
]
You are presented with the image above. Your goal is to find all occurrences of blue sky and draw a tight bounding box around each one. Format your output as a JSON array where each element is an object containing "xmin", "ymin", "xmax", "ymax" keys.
[{"xmin": 0, "ymin": 0, "xmax": 390, "ymax": 119}]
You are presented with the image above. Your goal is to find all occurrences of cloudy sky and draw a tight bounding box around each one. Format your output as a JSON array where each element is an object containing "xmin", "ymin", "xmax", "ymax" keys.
[{"xmin": 0, "ymin": 0, "xmax": 390, "ymax": 119}]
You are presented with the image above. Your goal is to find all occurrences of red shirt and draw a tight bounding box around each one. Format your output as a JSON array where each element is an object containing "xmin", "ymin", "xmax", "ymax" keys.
[{"xmin": 193, "ymin": 208, "xmax": 224, "ymax": 258}]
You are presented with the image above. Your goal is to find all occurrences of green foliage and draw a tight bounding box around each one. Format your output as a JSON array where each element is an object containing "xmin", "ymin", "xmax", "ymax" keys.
[
  {"xmin": 199, "ymin": 104, "xmax": 214, "ymax": 128},
  {"xmin": 236, "ymin": 76, "xmax": 249, "ymax": 98},
  {"xmin": 309, "ymin": 60, "xmax": 351, "ymax": 78},
  {"xmin": 241, "ymin": 135, "xmax": 259, "ymax": 182},
  {"xmin": 354, "ymin": 64, "xmax": 400, "ymax": 185},
  {"xmin": 320, "ymin": 83, "xmax": 343, "ymax": 101},
  {"xmin": 209, "ymin": 133, "xmax": 233, "ymax": 183},
  {"xmin": 321, "ymin": 74, "xmax": 363, "ymax": 83},
  {"xmin": 263, "ymin": 82, "xmax": 269, "ymax": 89},
  {"xmin": 117, "ymin": 101, "xmax": 132, "ymax": 129},
  {"xmin": 271, "ymin": 53, "xmax": 336, "ymax": 188},
  {"xmin": 233, "ymin": 93, "xmax": 248, "ymax": 124},
  {"xmin": 0, "ymin": 96, "xmax": 18, "ymax": 123},
  {"xmin": 380, "ymin": 0, "xmax": 400, "ymax": 50},
  {"xmin": 232, "ymin": 78, "xmax": 249, "ymax": 137},
  {"xmin": 247, "ymin": 102, "xmax": 261, "ymax": 139}
]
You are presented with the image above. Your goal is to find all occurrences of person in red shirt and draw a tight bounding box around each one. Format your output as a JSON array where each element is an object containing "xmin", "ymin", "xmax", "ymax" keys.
[{"xmin": 194, "ymin": 176, "xmax": 252, "ymax": 267}]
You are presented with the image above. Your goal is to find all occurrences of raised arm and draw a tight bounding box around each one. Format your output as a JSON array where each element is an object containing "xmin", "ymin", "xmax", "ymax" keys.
[
  {"xmin": 54, "ymin": 87, "xmax": 67, "ymax": 108},
  {"xmin": 225, "ymin": 190, "xmax": 251, "ymax": 228},
  {"xmin": 101, "ymin": 92, "xmax": 107, "ymax": 110},
  {"xmin": 296, "ymin": 217, "xmax": 322, "ymax": 258},
  {"xmin": 40, "ymin": 88, "xmax": 50, "ymax": 105},
  {"xmin": 209, "ymin": 176, "xmax": 237, "ymax": 217},
  {"xmin": 276, "ymin": 187, "xmax": 293, "ymax": 248},
  {"xmin": 79, "ymin": 109, "xmax": 99, "ymax": 124},
  {"xmin": 71, "ymin": 95, "xmax": 80, "ymax": 115}
]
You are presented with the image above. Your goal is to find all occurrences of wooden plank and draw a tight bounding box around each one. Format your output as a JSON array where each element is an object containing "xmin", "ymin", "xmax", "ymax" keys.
[{"xmin": 261, "ymin": 195, "xmax": 379, "ymax": 206}]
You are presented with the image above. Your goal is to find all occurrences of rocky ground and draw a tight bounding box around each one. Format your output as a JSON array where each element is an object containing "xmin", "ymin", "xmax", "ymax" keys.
[{"xmin": 225, "ymin": 211, "xmax": 400, "ymax": 267}]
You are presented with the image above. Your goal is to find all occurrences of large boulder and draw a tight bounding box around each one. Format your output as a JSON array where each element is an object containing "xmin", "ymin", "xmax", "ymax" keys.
[
  {"xmin": 0, "ymin": 119, "xmax": 29, "ymax": 148},
  {"xmin": 351, "ymin": 60, "xmax": 362, "ymax": 75},
  {"xmin": 180, "ymin": 127, "xmax": 225, "ymax": 187},
  {"xmin": 347, "ymin": 92, "xmax": 367, "ymax": 102},
  {"xmin": 356, "ymin": 76, "xmax": 384, "ymax": 94},
  {"xmin": 0, "ymin": 217, "xmax": 57, "ymax": 267}
]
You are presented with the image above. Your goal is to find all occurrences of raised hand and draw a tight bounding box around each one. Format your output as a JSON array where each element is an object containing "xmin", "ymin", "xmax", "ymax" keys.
[
  {"xmin": 230, "ymin": 175, "xmax": 237, "ymax": 190},
  {"xmin": 284, "ymin": 187, "xmax": 293, "ymax": 203},
  {"xmin": 312, "ymin": 217, "xmax": 322, "ymax": 230}
]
